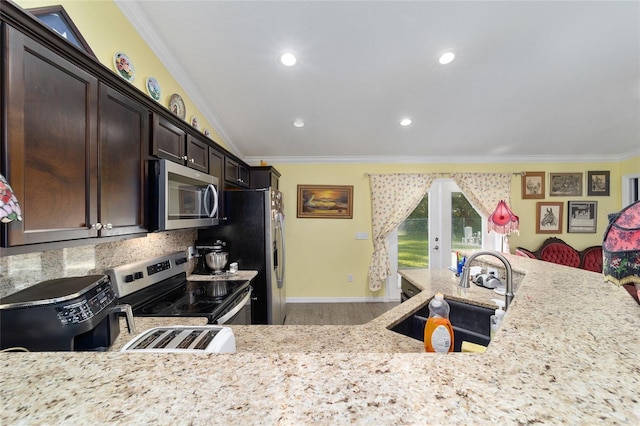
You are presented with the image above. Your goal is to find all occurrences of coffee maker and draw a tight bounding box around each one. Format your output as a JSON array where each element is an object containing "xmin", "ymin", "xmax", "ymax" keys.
[{"xmin": 192, "ymin": 239, "xmax": 229, "ymax": 275}]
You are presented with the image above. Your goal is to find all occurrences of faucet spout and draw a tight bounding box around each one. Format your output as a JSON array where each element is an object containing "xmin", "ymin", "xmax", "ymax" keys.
[{"xmin": 458, "ymin": 250, "xmax": 514, "ymax": 310}]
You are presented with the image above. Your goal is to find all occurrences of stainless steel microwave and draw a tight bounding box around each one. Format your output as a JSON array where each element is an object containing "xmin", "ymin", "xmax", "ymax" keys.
[{"xmin": 156, "ymin": 160, "xmax": 219, "ymax": 230}]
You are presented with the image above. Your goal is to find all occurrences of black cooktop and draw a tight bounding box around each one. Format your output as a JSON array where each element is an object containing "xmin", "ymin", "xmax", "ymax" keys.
[{"xmin": 118, "ymin": 275, "xmax": 250, "ymax": 319}]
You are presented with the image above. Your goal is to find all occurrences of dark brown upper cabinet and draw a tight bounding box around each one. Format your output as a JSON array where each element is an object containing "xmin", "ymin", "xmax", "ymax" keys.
[
  {"xmin": 186, "ymin": 134, "xmax": 209, "ymax": 173},
  {"xmin": 3, "ymin": 24, "xmax": 100, "ymax": 246},
  {"xmin": 98, "ymin": 84, "xmax": 149, "ymax": 237},
  {"xmin": 152, "ymin": 114, "xmax": 208, "ymax": 172},
  {"xmin": 224, "ymin": 157, "xmax": 250, "ymax": 188},
  {"xmin": 2, "ymin": 24, "xmax": 149, "ymax": 247}
]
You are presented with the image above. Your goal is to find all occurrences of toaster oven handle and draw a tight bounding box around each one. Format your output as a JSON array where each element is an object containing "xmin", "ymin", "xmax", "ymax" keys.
[{"xmin": 113, "ymin": 304, "xmax": 137, "ymax": 334}]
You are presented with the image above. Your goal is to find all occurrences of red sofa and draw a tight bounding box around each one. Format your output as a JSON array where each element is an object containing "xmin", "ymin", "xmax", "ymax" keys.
[{"xmin": 516, "ymin": 237, "xmax": 603, "ymax": 273}]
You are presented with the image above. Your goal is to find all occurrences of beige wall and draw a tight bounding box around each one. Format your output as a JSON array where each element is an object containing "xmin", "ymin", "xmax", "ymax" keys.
[{"xmin": 275, "ymin": 160, "xmax": 635, "ymax": 299}]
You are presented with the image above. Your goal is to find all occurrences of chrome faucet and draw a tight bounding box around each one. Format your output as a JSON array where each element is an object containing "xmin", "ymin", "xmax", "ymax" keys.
[{"xmin": 458, "ymin": 250, "xmax": 514, "ymax": 310}]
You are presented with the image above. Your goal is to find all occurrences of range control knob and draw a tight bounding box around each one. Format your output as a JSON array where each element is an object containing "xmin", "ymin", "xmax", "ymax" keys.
[
  {"xmin": 124, "ymin": 274, "xmax": 134, "ymax": 283},
  {"xmin": 134, "ymin": 272, "xmax": 144, "ymax": 280}
]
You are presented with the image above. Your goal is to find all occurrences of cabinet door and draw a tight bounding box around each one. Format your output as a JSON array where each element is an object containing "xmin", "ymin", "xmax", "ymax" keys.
[
  {"xmin": 99, "ymin": 84, "xmax": 149, "ymax": 236},
  {"xmin": 151, "ymin": 114, "xmax": 186, "ymax": 164},
  {"xmin": 186, "ymin": 134, "xmax": 209, "ymax": 173},
  {"xmin": 3, "ymin": 25, "xmax": 99, "ymax": 246},
  {"xmin": 224, "ymin": 157, "xmax": 250, "ymax": 188},
  {"xmin": 238, "ymin": 164, "xmax": 250, "ymax": 188},
  {"xmin": 224, "ymin": 158, "xmax": 240, "ymax": 186}
]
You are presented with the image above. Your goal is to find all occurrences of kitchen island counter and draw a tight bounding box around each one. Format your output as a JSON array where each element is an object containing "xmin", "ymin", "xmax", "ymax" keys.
[{"xmin": 1, "ymin": 255, "xmax": 638, "ymax": 424}]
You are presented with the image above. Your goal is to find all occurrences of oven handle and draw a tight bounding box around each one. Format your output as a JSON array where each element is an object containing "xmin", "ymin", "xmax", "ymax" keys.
[{"xmin": 215, "ymin": 288, "xmax": 251, "ymax": 325}]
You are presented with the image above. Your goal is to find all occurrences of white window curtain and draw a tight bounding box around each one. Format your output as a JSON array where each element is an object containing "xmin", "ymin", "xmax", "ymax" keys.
[
  {"xmin": 367, "ymin": 173, "xmax": 437, "ymax": 291},
  {"xmin": 450, "ymin": 173, "xmax": 513, "ymax": 217},
  {"xmin": 367, "ymin": 172, "xmax": 513, "ymax": 292}
]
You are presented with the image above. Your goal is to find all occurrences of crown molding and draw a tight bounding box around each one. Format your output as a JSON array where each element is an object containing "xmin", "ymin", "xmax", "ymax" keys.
[{"xmin": 244, "ymin": 152, "xmax": 636, "ymax": 166}]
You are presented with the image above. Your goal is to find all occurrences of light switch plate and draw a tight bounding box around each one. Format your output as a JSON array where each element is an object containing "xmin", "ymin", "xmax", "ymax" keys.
[{"xmin": 355, "ymin": 232, "xmax": 369, "ymax": 240}]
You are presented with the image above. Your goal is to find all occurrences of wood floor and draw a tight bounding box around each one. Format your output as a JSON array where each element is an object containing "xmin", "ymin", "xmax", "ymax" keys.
[{"xmin": 284, "ymin": 302, "xmax": 399, "ymax": 325}]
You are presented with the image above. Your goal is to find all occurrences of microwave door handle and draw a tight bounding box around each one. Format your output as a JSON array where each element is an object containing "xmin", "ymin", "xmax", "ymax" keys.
[
  {"xmin": 203, "ymin": 184, "xmax": 218, "ymax": 218},
  {"xmin": 210, "ymin": 184, "xmax": 218, "ymax": 218}
]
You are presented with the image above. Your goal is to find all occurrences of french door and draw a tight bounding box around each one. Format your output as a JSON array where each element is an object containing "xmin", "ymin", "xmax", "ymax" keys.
[{"xmin": 387, "ymin": 179, "xmax": 488, "ymax": 300}]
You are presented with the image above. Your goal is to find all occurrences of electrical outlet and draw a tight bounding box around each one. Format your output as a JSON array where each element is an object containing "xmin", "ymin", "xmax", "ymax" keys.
[
  {"xmin": 347, "ymin": 274, "xmax": 353, "ymax": 282},
  {"xmin": 355, "ymin": 232, "xmax": 369, "ymax": 240}
]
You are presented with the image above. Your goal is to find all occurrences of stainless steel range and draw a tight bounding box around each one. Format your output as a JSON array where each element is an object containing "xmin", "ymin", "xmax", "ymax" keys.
[{"xmin": 107, "ymin": 251, "xmax": 252, "ymax": 325}]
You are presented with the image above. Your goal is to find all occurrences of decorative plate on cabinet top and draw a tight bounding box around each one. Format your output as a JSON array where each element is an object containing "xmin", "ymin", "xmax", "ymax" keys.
[
  {"xmin": 169, "ymin": 93, "xmax": 186, "ymax": 119},
  {"xmin": 113, "ymin": 52, "xmax": 135, "ymax": 82},
  {"xmin": 145, "ymin": 77, "xmax": 161, "ymax": 102},
  {"xmin": 203, "ymin": 129, "xmax": 211, "ymax": 138},
  {"xmin": 191, "ymin": 116, "xmax": 199, "ymax": 130}
]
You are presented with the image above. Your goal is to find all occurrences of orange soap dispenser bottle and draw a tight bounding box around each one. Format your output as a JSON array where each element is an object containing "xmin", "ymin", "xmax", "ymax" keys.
[{"xmin": 424, "ymin": 293, "xmax": 454, "ymax": 353}]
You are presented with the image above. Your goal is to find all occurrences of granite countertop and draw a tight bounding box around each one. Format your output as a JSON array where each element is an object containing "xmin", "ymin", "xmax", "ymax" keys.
[{"xmin": 1, "ymin": 255, "xmax": 638, "ymax": 424}]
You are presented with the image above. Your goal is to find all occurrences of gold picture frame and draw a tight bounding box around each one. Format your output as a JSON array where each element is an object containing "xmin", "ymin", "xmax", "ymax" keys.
[
  {"xmin": 521, "ymin": 172, "xmax": 545, "ymax": 199},
  {"xmin": 297, "ymin": 185, "xmax": 353, "ymax": 219}
]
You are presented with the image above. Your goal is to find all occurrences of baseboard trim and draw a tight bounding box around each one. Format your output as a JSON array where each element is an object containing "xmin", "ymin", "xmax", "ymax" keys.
[{"xmin": 286, "ymin": 296, "xmax": 400, "ymax": 303}]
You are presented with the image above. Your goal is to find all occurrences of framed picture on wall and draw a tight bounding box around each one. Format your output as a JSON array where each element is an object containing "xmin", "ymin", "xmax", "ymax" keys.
[
  {"xmin": 587, "ymin": 171, "xmax": 610, "ymax": 196},
  {"xmin": 567, "ymin": 201, "xmax": 598, "ymax": 233},
  {"xmin": 536, "ymin": 201, "xmax": 563, "ymax": 234},
  {"xmin": 549, "ymin": 172, "xmax": 583, "ymax": 197},
  {"xmin": 28, "ymin": 5, "xmax": 96, "ymax": 58},
  {"xmin": 297, "ymin": 185, "xmax": 353, "ymax": 219},
  {"xmin": 521, "ymin": 171, "xmax": 545, "ymax": 199}
]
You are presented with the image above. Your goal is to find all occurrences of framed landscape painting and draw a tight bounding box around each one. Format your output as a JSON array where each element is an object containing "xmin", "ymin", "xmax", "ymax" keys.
[
  {"xmin": 297, "ymin": 185, "xmax": 353, "ymax": 219},
  {"xmin": 521, "ymin": 172, "xmax": 545, "ymax": 199},
  {"xmin": 567, "ymin": 201, "xmax": 598, "ymax": 233},
  {"xmin": 536, "ymin": 202, "xmax": 563, "ymax": 234},
  {"xmin": 549, "ymin": 173, "xmax": 583, "ymax": 197}
]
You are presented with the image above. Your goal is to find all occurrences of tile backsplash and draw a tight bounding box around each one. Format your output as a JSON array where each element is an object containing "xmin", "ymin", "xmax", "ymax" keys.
[{"xmin": 0, "ymin": 230, "xmax": 196, "ymax": 298}]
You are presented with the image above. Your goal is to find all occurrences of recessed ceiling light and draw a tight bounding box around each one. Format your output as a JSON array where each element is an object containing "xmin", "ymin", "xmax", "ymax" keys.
[
  {"xmin": 438, "ymin": 51, "xmax": 455, "ymax": 65},
  {"xmin": 281, "ymin": 52, "xmax": 297, "ymax": 66},
  {"xmin": 400, "ymin": 118, "xmax": 412, "ymax": 126},
  {"xmin": 292, "ymin": 119, "xmax": 305, "ymax": 128}
]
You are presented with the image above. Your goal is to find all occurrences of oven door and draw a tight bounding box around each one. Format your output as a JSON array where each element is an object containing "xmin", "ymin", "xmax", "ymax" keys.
[{"xmin": 212, "ymin": 286, "xmax": 252, "ymax": 325}]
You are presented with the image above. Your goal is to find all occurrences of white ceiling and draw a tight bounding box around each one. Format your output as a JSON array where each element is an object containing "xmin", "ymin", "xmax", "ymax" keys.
[{"xmin": 116, "ymin": 1, "xmax": 640, "ymax": 165}]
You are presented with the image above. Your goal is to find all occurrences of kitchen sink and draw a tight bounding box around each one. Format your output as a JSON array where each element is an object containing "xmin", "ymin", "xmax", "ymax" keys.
[{"xmin": 390, "ymin": 298, "xmax": 493, "ymax": 352}]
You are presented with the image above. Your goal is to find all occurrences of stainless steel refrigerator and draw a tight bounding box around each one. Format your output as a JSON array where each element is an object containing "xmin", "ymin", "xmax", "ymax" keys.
[{"xmin": 198, "ymin": 188, "xmax": 286, "ymax": 324}]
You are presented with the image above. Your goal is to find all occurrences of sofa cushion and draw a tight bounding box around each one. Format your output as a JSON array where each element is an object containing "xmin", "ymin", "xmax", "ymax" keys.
[
  {"xmin": 581, "ymin": 246, "xmax": 603, "ymax": 273},
  {"xmin": 538, "ymin": 238, "xmax": 581, "ymax": 268}
]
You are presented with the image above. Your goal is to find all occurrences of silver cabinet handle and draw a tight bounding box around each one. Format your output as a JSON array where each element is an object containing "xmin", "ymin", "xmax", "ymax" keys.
[
  {"xmin": 189, "ymin": 158, "xmax": 195, "ymax": 163},
  {"xmin": 182, "ymin": 155, "xmax": 188, "ymax": 160},
  {"xmin": 92, "ymin": 223, "xmax": 103, "ymax": 230},
  {"xmin": 104, "ymin": 223, "xmax": 113, "ymax": 230}
]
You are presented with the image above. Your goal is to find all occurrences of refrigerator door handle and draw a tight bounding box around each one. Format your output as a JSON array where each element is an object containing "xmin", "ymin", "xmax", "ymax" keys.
[{"xmin": 276, "ymin": 212, "xmax": 285, "ymax": 289}]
